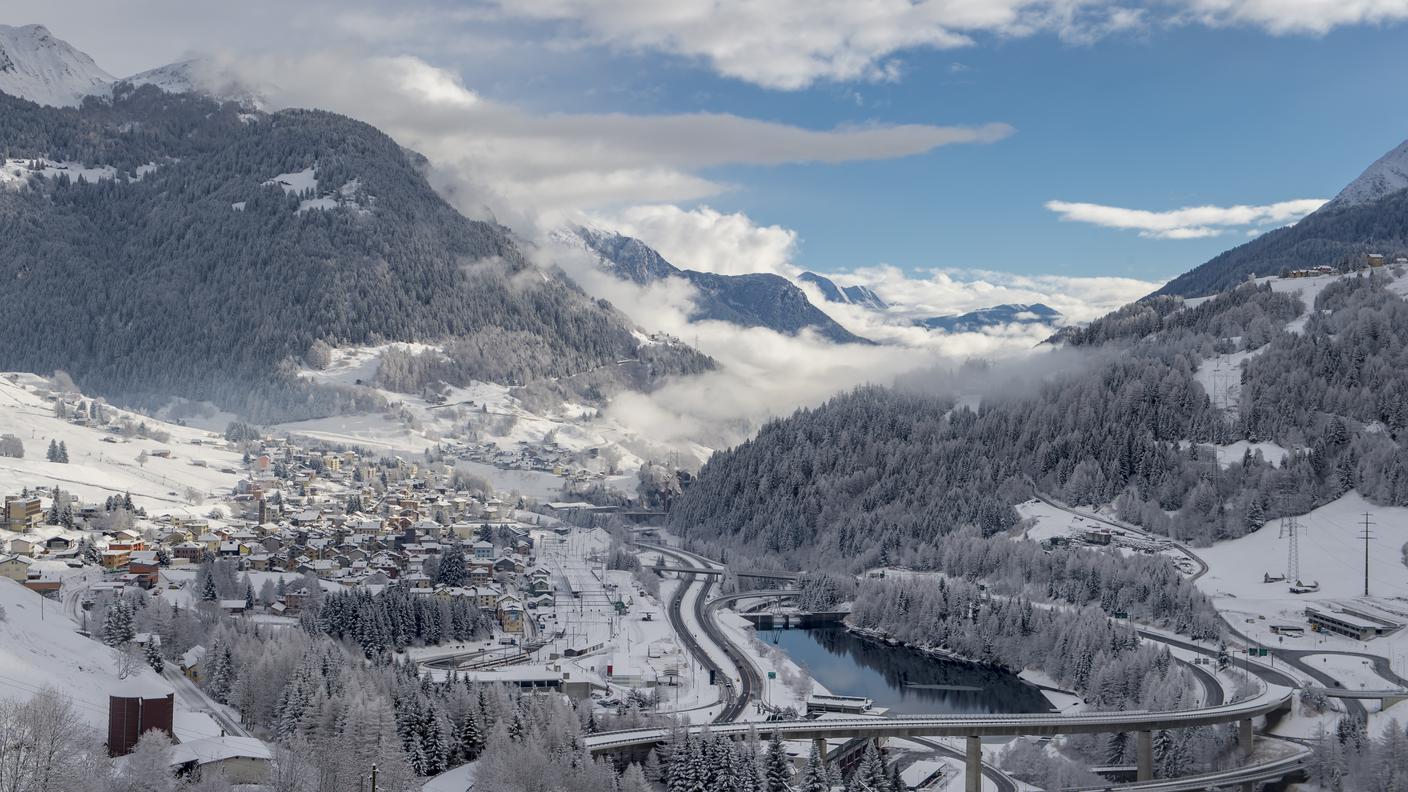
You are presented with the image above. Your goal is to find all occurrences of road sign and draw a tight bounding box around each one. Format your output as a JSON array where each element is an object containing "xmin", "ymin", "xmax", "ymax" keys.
[{"xmin": 767, "ymin": 671, "xmax": 776, "ymax": 680}]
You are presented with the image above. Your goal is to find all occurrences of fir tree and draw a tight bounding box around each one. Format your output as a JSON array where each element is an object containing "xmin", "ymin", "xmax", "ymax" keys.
[{"xmin": 764, "ymin": 732, "xmax": 791, "ymax": 792}]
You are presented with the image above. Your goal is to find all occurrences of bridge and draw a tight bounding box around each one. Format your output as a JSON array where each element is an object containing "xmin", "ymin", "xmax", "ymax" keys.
[
  {"xmin": 584, "ymin": 685, "xmax": 1294, "ymax": 790},
  {"xmin": 626, "ymin": 545, "xmax": 1304, "ymax": 792},
  {"xmin": 648, "ymin": 562, "xmax": 805, "ymax": 581},
  {"xmin": 1306, "ymin": 686, "xmax": 1408, "ymax": 706}
]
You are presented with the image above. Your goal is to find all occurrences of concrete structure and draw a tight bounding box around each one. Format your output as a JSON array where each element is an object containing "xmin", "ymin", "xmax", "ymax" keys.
[
  {"xmin": 3, "ymin": 496, "xmax": 42, "ymax": 532},
  {"xmin": 1306, "ymin": 607, "xmax": 1385, "ymax": 641}
]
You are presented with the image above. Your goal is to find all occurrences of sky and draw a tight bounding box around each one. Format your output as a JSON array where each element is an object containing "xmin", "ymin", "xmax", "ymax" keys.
[{"xmin": 17, "ymin": 0, "xmax": 1408, "ymax": 291}]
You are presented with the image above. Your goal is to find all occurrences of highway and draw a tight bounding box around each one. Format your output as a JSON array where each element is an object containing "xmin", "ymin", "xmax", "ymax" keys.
[{"xmin": 644, "ymin": 542, "xmax": 760, "ymax": 723}]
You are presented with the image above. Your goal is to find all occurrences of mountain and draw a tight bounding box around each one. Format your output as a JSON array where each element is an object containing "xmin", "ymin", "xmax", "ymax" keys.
[
  {"xmin": 0, "ymin": 24, "xmax": 113, "ymax": 107},
  {"xmin": 797, "ymin": 271, "xmax": 888, "ymax": 311},
  {"xmin": 1158, "ymin": 137, "xmax": 1408, "ymax": 297},
  {"xmin": 1325, "ymin": 138, "xmax": 1408, "ymax": 208},
  {"xmin": 0, "ymin": 88, "xmax": 706, "ymax": 421},
  {"xmin": 672, "ymin": 270, "xmax": 1407, "ymax": 572},
  {"xmin": 914, "ymin": 302, "xmax": 1061, "ymax": 332},
  {"xmin": 111, "ymin": 58, "xmax": 264, "ymax": 108},
  {"xmin": 573, "ymin": 227, "xmax": 871, "ymax": 344}
]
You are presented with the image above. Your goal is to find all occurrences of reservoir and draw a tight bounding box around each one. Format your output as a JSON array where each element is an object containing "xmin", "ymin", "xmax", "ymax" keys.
[{"xmin": 760, "ymin": 626, "xmax": 1053, "ymax": 715}]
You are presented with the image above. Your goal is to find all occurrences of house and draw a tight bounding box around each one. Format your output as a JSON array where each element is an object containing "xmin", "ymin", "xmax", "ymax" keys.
[
  {"xmin": 6, "ymin": 536, "xmax": 38, "ymax": 556},
  {"xmin": 100, "ymin": 548, "xmax": 131, "ymax": 570},
  {"xmin": 496, "ymin": 595, "xmax": 525, "ymax": 633},
  {"xmin": 128, "ymin": 551, "xmax": 161, "ymax": 588},
  {"xmin": 0, "ymin": 554, "xmax": 34, "ymax": 582},
  {"xmin": 471, "ymin": 540, "xmax": 494, "ymax": 560},
  {"xmin": 172, "ymin": 541, "xmax": 204, "ymax": 564},
  {"xmin": 219, "ymin": 599, "xmax": 247, "ymax": 615},
  {"xmin": 168, "ymin": 736, "xmax": 271, "ymax": 784}
]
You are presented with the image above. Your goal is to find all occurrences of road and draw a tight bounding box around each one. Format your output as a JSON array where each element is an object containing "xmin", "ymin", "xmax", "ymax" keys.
[
  {"xmin": 645, "ymin": 542, "xmax": 760, "ymax": 723},
  {"xmin": 163, "ymin": 666, "xmax": 250, "ymax": 738}
]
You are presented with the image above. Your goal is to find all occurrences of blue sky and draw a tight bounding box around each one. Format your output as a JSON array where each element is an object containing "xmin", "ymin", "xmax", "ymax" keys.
[{"xmin": 462, "ymin": 20, "xmax": 1408, "ymax": 282}]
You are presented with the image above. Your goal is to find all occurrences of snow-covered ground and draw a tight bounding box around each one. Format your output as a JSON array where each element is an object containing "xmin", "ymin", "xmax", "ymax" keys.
[
  {"xmin": 0, "ymin": 577, "xmax": 224, "ymax": 741},
  {"xmin": 0, "ymin": 373, "xmax": 243, "ymax": 516},
  {"xmin": 1199, "ymin": 491, "xmax": 1408, "ymax": 666}
]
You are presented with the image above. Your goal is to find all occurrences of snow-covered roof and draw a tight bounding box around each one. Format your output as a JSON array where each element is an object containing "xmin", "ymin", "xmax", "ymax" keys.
[{"xmin": 169, "ymin": 736, "xmax": 272, "ymax": 767}]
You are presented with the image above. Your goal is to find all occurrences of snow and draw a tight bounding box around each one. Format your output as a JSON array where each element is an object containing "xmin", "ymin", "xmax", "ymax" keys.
[
  {"xmin": 277, "ymin": 342, "xmax": 648, "ymax": 497},
  {"xmin": 0, "ymin": 24, "xmax": 114, "ymax": 107},
  {"xmin": 1301, "ymin": 653, "xmax": 1396, "ymax": 691},
  {"xmin": 423, "ymin": 761, "xmax": 477, "ymax": 792},
  {"xmin": 0, "ymin": 373, "xmax": 245, "ymax": 517},
  {"xmin": 1193, "ymin": 345, "xmax": 1264, "ymax": 413},
  {"xmin": 168, "ymin": 735, "xmax": 271, "ymax": 765},
  {"xmin": 0, "ymin": 578, "xmax": 177, "ymax": 730},
  {"xmin": 1199, "ymin": 491, "xmax": 1408, "ymax": 667},
  {"xmin": 1327, "ymin": 138, "xmax": 1408, "ymax": 208},
  {"xmin": 264, "ymin": 167, "xmax": 318, "ymax": 195},
  {"xmin": 1, "ymin": 157, "xmax": 120, "ymax": 189}
]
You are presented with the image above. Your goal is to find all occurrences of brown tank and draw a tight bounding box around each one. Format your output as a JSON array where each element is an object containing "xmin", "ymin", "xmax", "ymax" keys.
[{"xmin": 107, "ymin": 690, "xmax": 175, "ymax": 757}]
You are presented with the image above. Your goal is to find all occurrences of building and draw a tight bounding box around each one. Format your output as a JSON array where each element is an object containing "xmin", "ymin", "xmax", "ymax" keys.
[
  {"xmin": 169, "ymin": 736, "xmax": 271, "ymax": 784},
  {"xmin": 1306, "ymin": 607, "xmax": 1385, "ymax": 641},
  {"xmin": 108, "ymin": 679, "xmax": 175, "ymax": 757},
  {"xmin": 3, "ymin": 496, "xmax": 42, "ymax": 532},
  {"xmin": 0, "ymin": 554, "xmax": 33, "ymax": 582},
  {"xmin": 128, "ymin": 551, "xmax": 160, "ymax": 588}
]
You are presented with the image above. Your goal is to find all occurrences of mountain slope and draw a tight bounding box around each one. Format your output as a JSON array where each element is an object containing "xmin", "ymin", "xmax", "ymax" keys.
[
  {"xmin": 0, "ymin": 24, "xmax": 113, "ymax": 107},
  {"xmin": 797, "ymin": 271, "xmax": 888, "ymax": 311},
  {"xmin": 1156, "ymin": 188, "xmax": 1408, "ymax": 297},
  {"xmin": 915, "ymin": 303, "xmax": 1061, "ymax": 332},
  {"xmin": 0, "ymin": 88, "xmax": 700, "ymax": 421},
  {"xmin": 574, "ymin": 227, "xmax": 871, "ymax": 344},
  {"xmin": 1158, "ymin": 136, "xmax": 1408, "ymax": 298},
  {"xmin": 673, "ymin": 273, "xmax": 1408, "ymax": 567},
  {"xmin": 1326, "ymin": 138, "xmax": 1408, "ymax": 209}
]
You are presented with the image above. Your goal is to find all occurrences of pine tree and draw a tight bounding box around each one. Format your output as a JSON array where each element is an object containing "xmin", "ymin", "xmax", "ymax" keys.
[
  {"xmin": 46, "ymin": 440, "xmax": 58, "ymax": 462},
  {"xmin": 801, "ymin": 742, "xmax": 828, "ymax": 792},
  {"xmin": 145, "ymin": 638, "xmax": 165, "ymax": 673},
  {"xmin": 437, "ymin": 543, "xmax": 468, "ymax": 587},
  {"xmin": 200, "ymin": 565, "xmax": 219, "ymax": 602},
  {"xmin": 764, "ymin": 732, "xmax": 791, "ymax": 792},
  {"xmin": 102, "ymin": 600, "xmax": 135, "ymax": 646},
  {"xmin": 57, "ymin": 441, "xmax": 69, "ymax": 463}
]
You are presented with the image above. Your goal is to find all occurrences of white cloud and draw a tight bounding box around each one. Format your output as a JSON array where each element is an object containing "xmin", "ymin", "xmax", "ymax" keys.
[
  {"xmin": 487, "ymin": 0, "xmax": 1147, "ymax": 89},
  {"xmin": 1044, "ymin": 197, "xmax": 1326, "ymax": 238},
  {"xmin": 1179, "ymin": 0, "xmax": 1408, "ymax": 34},
  {"xmin": 220, "ymin": 51, "xmax": 1010, "ymax": 223},
  {"xmin": 587, "ymin": 205, "xmax": 801, "ymax": 276}
]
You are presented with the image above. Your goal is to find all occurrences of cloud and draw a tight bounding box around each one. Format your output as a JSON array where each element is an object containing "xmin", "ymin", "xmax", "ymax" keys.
[
  {"xmin": 486, "ymin": 0, "xmax": 1148, "ymax": 89},
  {"xmin": 1044, "ymin": 197, "xmax": 1326, "ymax": 238},
  {"xmin": 587, "ymin": 205, "xmax": 801, "ymax": 276},
  {"xmin": 1178, "ymin": 0, "xmax": 1408, "ymax": 34},
  {"xmin": 219, "ymin": 51, "xmax": 1010, "ymax": 223}
]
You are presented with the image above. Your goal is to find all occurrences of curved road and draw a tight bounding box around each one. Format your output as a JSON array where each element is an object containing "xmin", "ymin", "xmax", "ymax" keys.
[{"xmin": 644, "ymin": 543, "xmax": 760, "ymax": 723}]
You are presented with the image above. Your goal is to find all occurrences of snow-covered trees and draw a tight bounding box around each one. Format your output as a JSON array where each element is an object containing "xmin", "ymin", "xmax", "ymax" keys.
[
  {"xmin": 102, "ymin": 598, "xmax": 135, "ymax": 647},
  {"xmin": 435, "ymin": 543, "xmax": 468, "ymax": 588},
  {"xmin": 0, "ymin": 688, "xmax": 104, "ymax": 792},
  {"xmin": 45, "ymin": 440, "xmax": 68, "ymax": 463},
  {"xmin": 314, "ymin": 586, "xmax": 490, "ymax": 656},
  {"xmin": 0, "ymin": 434, "xmax": 21, "ymax": 458}
]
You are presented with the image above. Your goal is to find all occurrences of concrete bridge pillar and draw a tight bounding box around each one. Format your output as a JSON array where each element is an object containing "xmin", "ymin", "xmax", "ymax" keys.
[
  {"xmin": 1240, "ymin": 717, "xmax": 1255, "ymax": 757},
  {"xmin": 965, "ymin": 736, "xmax": 982, "ymax": 792},
  {"xmin": 1136, "ymin": 730, "xmax": 1153, "ymax": 781},
  {"xmin": 813, "ymin": 738, "xmax": 827, "ymax": 769}
]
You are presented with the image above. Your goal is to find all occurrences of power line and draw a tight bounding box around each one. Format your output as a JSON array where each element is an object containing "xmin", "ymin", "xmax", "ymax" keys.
[{"xmin": 1361, "ymin": 512, "xmax": 1375, "ymax": 598}]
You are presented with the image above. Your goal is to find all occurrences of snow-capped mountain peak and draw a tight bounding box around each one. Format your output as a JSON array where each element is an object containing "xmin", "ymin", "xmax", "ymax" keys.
[
  {"xmin": 109, "ymin": 57, "xmax": 267, "ymax": 109},
  {"xmin": 1326, "ymin": 137, "xmax": 1408, "ymax": 208},
  {"xmin": 0, "ymin": 23, "xmax": 114, "ymax": 107}
]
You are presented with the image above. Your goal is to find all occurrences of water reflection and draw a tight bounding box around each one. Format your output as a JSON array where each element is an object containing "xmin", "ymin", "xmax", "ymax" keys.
[{"xmin": 762, "ymin": 626, "xmax": 1052, "ymax": 715}]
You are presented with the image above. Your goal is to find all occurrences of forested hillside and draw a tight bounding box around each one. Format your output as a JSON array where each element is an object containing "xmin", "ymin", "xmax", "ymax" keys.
[
  {"xmin": 0, "ymin": 87, "xmax": 701, "ymax": 420},
  {"xmin": 673, "ymin": 272, "xmax": 1408, "ymax": 567}
]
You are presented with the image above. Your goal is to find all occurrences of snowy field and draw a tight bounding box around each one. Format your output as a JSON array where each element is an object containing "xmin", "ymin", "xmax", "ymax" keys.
[
  {"xmin": 1199, "ymin": 491, "xmax": 1408, "ymax": 664},
  {"xmin": 0, "ymin": 373, "xmax": 243, "ymax": 517}
]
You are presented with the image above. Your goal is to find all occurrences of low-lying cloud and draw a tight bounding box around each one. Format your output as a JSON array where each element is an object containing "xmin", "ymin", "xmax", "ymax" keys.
[{"xmin": 1044, "ymin": 197, "xmax": 1327, "ymax": 239}]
